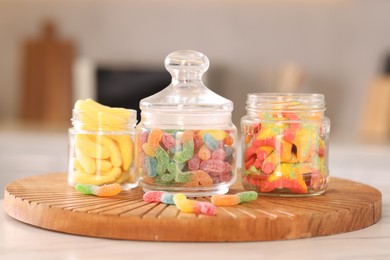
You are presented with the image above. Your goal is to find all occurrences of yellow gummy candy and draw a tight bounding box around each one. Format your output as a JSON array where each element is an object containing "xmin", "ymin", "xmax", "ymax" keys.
[
  {"xmin": 173, "ymin": 193, "xmax": 197, "ymax": 213},
  {"xmin": 95, "ymin": 135, "xmax": 122, "ymax": 167},
  {"xmin": 75, "ymin": 99, "xmax": 130, "ymax": 131},
  {"xmin": 115, "ymin": 170, "xmax": 130, "ymax": 184},
  {"xmin": 75, "ymin": 149, "xmax": 96, "ymax": 174},
  {"xmin": 83, "ymin": 98, "xmax": 132, "ymax": 119},
  {"xmin": 99, "ymin": 167, "xmax": 122, "ymax": 178},
  {"xmin": 95, "ymin": 159, "xmax": 113, "ymax": 172},
  {"xmin": 198, "ymin": 130, "xmax": 226, "ymax": 141},
  {"xmin": 72, "ymin": 171, "xmax": 116, "ymax": 185},
  {"xmin": 110, "ymin": 135, "xmax": 133, "ymax": 171},
  {"xmin": 75, "ymin": 135, "xmax": 110, "ymax": 159},
  {"xmin": 73, "ymin": 158, "xmax": 88, "ymax": 173}
]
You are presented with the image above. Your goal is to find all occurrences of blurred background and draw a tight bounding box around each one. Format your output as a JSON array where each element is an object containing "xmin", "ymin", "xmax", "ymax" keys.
[{"xmin": 1, "ymin": 0, "xmax": 390, "ymax": 195}]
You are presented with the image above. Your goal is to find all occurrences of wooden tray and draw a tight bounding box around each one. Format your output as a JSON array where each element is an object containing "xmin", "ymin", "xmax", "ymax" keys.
[{"xmin": 3, "ymin": 173, "xmax": 382, "ymax": 242}]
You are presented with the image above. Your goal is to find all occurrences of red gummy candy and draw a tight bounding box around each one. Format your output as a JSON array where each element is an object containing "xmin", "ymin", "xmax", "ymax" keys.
[
  {"xmin": 261, "ymin": 161, "xmax": 275, "ymax": 175},
  {"xmin": 244, "ymin": 145, "xmax": 257, "ymax": 161},
  {"xmin": 212, "ymin": 148, "xmax": 226, "ymax": 161},
  {"xmin": 244, "ymin": 156, "xmax": 256, "ymax": 170},
  {"xmin": 193, "ymin": 134, "xmax": 203, "ymax": 150},
  {"xmin": 252, "ymin": 137, "xmax": 276, "ymax": 147},
  {"xmin": 188, "ymin": 155, "xmax": 201, "ymax": 171},
  {"xmin": 161, "ymin": 133, "xmax": 176, "ymax": 150},
  {"xmin": 200, "ymin": 159, "xmax": 226, "ymax": 173}
]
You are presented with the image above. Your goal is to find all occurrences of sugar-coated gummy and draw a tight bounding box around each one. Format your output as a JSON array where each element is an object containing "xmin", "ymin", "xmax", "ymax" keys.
[
  {"xmin": 75, "ymin": 183, "xmax": 122, "ymax": 197},
  {"xmin": 242, "ymin": 108, "xmax": 328, "ymax": 195},
  {"xmin": 173, "ymin": 193, "xmax": 216, "ymax": 216},
  {"xmin": 138, "ymin": 128, "xmax": 235, "ymax": 188},
  {"xmin": 210, "ymin": 191, "xmax": 258, "ymax": 206}
]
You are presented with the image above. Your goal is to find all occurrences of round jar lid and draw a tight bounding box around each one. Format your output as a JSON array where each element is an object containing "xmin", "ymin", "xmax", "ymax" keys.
[{"xmin": 140, "ymin": 50, "xmax": 233, "ymax": 114}]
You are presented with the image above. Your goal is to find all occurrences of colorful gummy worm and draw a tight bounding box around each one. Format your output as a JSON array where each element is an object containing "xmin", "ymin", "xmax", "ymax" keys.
[
  {"xmin": 138, "ymin": 128, "xmax": 235, "ymax": 188},
  {"xmin": 242, "ymin": 108, "xmax": 329, "ymax": 195},
  {"xmin": 210, "ymin": 191, "xmax": 258, "ymax": 206},
  {"xmin": 143, "ymin": 191, "xmax": 216, "ymax": 216},
  {"xmin": 143, "ymin": 191, "xmax": 259, "ymax": 215},
  {"xmin": 75, "ymin": 183, "xmax": 122, "ymax": 197},
  {"xmin": 143, "ymin": 191, "xmax": 175, "ymax": 205},
  {"xmin": 173, "ymin": 193, "xmax": 217, "ymax": 216}
]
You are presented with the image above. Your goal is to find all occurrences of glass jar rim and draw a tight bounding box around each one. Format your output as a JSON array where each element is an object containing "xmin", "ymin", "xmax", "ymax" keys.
[
  {"xmin": 71, "ymin": 108, "xmax": 138, "ymax": 131},
  {"xmin": 246, "ymin": 93, "xmax": 325, "ymax": 112}
]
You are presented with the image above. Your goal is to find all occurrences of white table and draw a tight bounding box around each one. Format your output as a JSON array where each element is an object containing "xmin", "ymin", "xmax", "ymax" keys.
[{"xmin": 1, "ymin": 128, "xmax": 390, "ymax": 259}]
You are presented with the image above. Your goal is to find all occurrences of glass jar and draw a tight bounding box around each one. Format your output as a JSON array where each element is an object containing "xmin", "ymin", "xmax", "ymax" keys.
[
  {"xmin": 136, "ymin": 50, "xmax": 237, "ymax": 196},
  {"xmin": 241, "ymin": 93, "xmax": 330, "ymax": 196},
  {"xmin": 68, "ymin": 99, "xmax": 138, "ymax": 188}
]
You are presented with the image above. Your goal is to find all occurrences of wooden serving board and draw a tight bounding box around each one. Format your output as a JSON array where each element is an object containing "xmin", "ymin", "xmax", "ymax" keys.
[{"xmin": 3, "ymin": 173, "xmax": 382, "ymax": 242}]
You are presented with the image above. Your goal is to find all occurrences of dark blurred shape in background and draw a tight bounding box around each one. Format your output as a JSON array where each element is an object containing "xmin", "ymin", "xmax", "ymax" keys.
[{"xmin": 97, "ymin": 68, "xmax": 170, "ymax": 121}]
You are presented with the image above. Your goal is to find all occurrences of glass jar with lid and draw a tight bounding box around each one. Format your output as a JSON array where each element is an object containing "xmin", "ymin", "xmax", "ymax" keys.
[
  {"xmin": 136, "ymin": 50, "xmax": 237, "ymax": 196},
  {"xmin": 241, "ymin": 93, "xmax": 330, "ymax": 196}
]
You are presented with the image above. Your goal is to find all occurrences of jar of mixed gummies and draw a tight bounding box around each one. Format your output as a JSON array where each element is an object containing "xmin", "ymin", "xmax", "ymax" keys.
[
  {"xmin": 68, "ymin": 99, "xmax": 138, "ymax": 188},
  {"xmin": 136, "ymin": 50, "xmax": 237, "ymax": 196},
  {"xmin": 241, "ymin": 93, "xmax": 330, "ymax": 196}
]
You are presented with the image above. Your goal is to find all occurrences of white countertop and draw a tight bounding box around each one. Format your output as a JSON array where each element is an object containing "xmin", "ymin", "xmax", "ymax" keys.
[{"xmin": 1, "ymin": 128, "xmax": 390, "ymax": 259}]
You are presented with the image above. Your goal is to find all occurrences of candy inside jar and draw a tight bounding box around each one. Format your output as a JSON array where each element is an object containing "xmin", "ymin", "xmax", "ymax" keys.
[
  {"xmin": 241, "ymin": 93, "xmax": 330, "ymax": 197},
  {"xmin": 68, "ymin": 99, "xmax": 138, "ymax": 189},
  {"xmin": 136, "ymin": 50, "xmax": 237, "ymax": 196}
]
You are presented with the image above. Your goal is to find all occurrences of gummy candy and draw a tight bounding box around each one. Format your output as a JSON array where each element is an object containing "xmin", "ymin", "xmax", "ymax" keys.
[
  {"xmin": 211, "ymin": 191, "xmax": 258, "ymax": 206},
  {"xmin": 97, "ymin": 135, "xmax": 122, "ymax": 167},
  {"xmin": 110, "ymin": 135, "xmax": 133, "ymax": 171},
  {"xmin": 241, "ymin": 100, "xmax": 329, "ymax": 195},
  {"xmin": 198, "ymin": 145, "xmax": 212, "ymax": 161},
  {"xmin": 182, "ymin": 170, "xmax": 213, "ymax": 187},
  {"xmin": 211, "ymin": 148, "xmax": 226, "ymax": 161},
  {"xmin": 143, "ymin": 191, "xmax": 175, "ymax": 205},
  {"xmin": 145, "ymin": 156, "xmax": 158, "ymax": 177},
  {"xmin": 200, "ymin": 159, "xmax": 226, "ymax": 173},
  {"xmin": 75, "ymin": 183, "xmax": 122, "ymax": 197},
  {"xmin": 173, "ymin": 193, "xmax": 216, "ymax": 216},
  {"xmin": 161, "ymin": 133, "xmax": 176, "ymax": 151},
  {"xmin": 187, "ymin": 155, "xmax": 201, "ymax": 171},
  {"xmin": 137, "ymin": 128, "xmax": 236, "ymax": 191},
  {"xmin": 203, "ymin": 133, "xmax": 220, "ymax": 150},
  {"xmin": 69, "ymin": 99, "xmax": 136, "ymax": 187},
  {"xmin": 199, "ymin": 130, "xmax": 226, "ymax": 140},
  {"xmin": 174, "ymin": 130, "xmax": 194, "ymax": 164},
  {"xmin": 142, "ymin": 128, "xmax": 163, "ymax": 157},
  {"xmin": 75, "ymin": 135, "xmax": 110, "ymax": 159},
  {"xmin": 156, "ymin": 146, "xmax": 170, "ymax": 175}
]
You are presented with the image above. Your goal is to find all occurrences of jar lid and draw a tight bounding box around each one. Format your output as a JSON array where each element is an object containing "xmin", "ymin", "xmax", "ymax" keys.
[{"xmin": 140, "ymin": 50, "xmax": 233, "ymax": 114}]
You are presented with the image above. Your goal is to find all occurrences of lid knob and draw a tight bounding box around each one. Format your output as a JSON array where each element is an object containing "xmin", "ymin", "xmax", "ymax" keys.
[{"xmin": 164, "ymin": 50, "xmax": 209, "ymax": 78}]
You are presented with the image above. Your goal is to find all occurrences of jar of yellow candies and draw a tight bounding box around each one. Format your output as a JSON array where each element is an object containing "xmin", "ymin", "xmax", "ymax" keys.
[
  {"xmin": 241, "ymin": 93, "xmax": 330, "ymax": 196},
  {"xmin": 68, "ymin": 99, "xmax": 138, "ymax": 188}
]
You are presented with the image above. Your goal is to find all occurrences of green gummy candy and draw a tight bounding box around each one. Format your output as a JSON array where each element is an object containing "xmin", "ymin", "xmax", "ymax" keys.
[
  {"xmin": 159, "ymin": 172, "xmax": 175, "ymax": 182},
  {"xmin": 156, "ymin": 146, "xmax": 170, "ymax": 175},
  {"xmin": 175, "ymin": 171, "xmax": 192, "ymax": 183},
  {"xmin": 238, "ymin": 191, "xmax": 258, "ymax": 203},
  {"xmin": 167, "ymin": 162, "xmax": 178, "ymax": 174},
  {"xmin": 75, "ymin": 184, "xmax": 95, "ymax": 195},
  {"xmin": 174, "ymin": 141, "xmax": 194, "ymax": 163}
]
